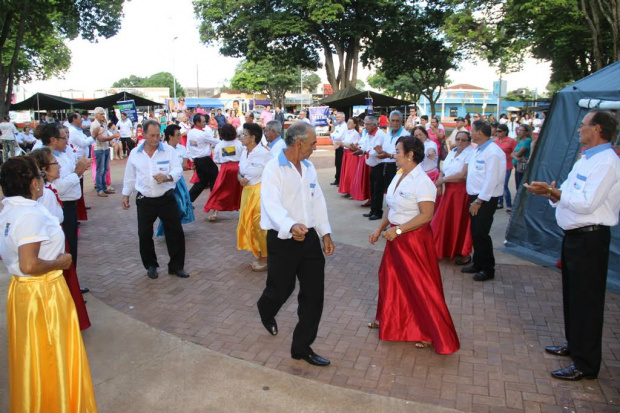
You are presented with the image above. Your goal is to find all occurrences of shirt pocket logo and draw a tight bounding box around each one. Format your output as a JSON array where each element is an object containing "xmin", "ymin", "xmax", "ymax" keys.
[
  {"xmin": 573, "ymin": 173, "xmax": 587, "ymax": 191},
  {"xmin": 310, "ymin": 182, "xmax": 316, "ymax": 197},
  {"xmin": 157, "ymin": 160, "xmax": 170, "ymax": 174},
  {"xmin": 475, "ymin": 159, "xmax": 485, "ymax": 171},
  {"xmin": 399, "ymin": 191, "xmax": 413, "ymax": 199}
]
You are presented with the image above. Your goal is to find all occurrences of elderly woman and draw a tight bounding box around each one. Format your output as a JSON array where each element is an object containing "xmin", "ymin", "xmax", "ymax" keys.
[
  {"xmin": 237, "ymin": 122, "xmax": 272, "ymax": 271},
  {"xmin": 337, "ymin": 117, "xmax": 361, "ymax": 197},
  {"xmin": 412, "ymin": 126, "xmax": 440, "ymax": 182},
  {"xmin": 204, "ymin": 124, "xmax": 244, "ymax": 221},
  {"xmin": 350, "ymin": 124, "xmax": 371, "ymax": 205},
  {"xmin": 368, "ymin": 137, "xmax": 459, "ymax": 355},
  {"xmin": 0, "ymin": 156, "xmax": 97, "ymax": 413},
  {"xmin": 512, "ymin": 124, "xmax": 533, "ymax": 187},
  {"xmin": 431, "ymin": 131, "xmax": 475, "ymax": 264}
]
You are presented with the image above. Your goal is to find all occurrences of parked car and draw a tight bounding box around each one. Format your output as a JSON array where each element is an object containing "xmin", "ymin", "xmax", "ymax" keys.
[{"xmin": 283, "ymin": 111, "xmax": 297, "ymax": 121}]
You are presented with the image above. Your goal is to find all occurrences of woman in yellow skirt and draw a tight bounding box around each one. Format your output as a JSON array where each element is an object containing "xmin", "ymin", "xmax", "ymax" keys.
[
  {"xmin": 0, "ymin": 156, "xmax": 97, "ymax": 413},
  {"xmin": 237, "ymin": 123, "xmax": 273, "ymax": 271}
]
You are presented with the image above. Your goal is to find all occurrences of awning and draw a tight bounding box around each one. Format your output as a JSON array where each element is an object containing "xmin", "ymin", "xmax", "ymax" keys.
[
  {"xmin": 318, "ymin": 86, "xmax": 412, "ymax": 107},
  {"xmin": 10, "ymin": 93, "xmax": 80, "ymax": 111},
  {"xmin": 73, "ymin": 92, "xmax": 162, "ymax": 109}
]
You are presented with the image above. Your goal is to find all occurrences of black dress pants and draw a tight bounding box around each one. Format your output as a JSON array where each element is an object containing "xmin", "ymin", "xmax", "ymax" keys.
[
  {"xmin": 120, "ymin": 137, "xmax": 134, "ymax": 155},
  {"xmin": 136, "ymin": 190, "xmax": 185, "ymax": 272},
  {"xmin": 62, "ymin": 200, "xmax": 78, "ymax": 266},
  {"xmin": 369, "ymin": 163, "xmax": 396, "ymax": 217},
  {"xmin": 468, "ymin": 195, "xmax": 498, "ymax": 273},
  {"xmin": 257, "ymin": 229, "xmax": 326, "ymax": 356},
  {"xmin": 334, "ymin": 146, "xmax": 344, "ymax": 184},
  {"xmin": 189, "ymin": 156, "xmax": 219, "ymax": 202},
  {"xmin": 561, "ymin": 226, "xmax": 610, "ymax": 376}
]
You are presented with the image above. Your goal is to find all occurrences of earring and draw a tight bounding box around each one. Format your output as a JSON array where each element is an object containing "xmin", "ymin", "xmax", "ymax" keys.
[{"xmin": 408, "ymin": 158, "xmax": 412, "ymax": 162}]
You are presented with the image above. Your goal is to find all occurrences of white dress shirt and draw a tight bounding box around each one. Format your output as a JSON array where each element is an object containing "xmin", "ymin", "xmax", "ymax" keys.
[
  {"xmin": 382, "ymin": 127, "xmax": 410, "ymax": 163},
  {"xmin": 239, "ymin": 145, "xmax": 272, "ymax": 186},
  {"xmin": 330, "ymin": 121, "xmax": 347, "ymax": 146},
  {"xmin": 52, "ymin": 148, "xmax": 82, "ymax": 201},
  {"xmin": 122, "ymin": 142, "xmax": 183, "ymax": 198},
  {"xmin": 442, "ymin": 146, "xmax": 474, "ymax": 178},
  {"xmin": 68, "ymin": 124, "xmax": 95, "ymax": 159},
  {"xmin": 552, "ymin": 143, "xmax": 620, "ymax": 230},
  {"xmin": 421, "ymin": 139, "xmax": 439, "ymax": 172},
  {"xmin": 268, "ymin": 137, "xmax": 287, "ymax": 159},
  {"xmin": 172, "ymin": 143, "xmax": 188, "ymax": 161},
  {"xmin": 117, "ymin": 118, "xmax": 134, "ymax": 138},
  {"xmin": 260, "ymin": 151, "xmax": 331, "ymax": 239},
  {"xmin": 365, "ymin": 129, "xmax": 387, "ymax": 167},
  {"xmin": 466, "ymin": 139, "xmax": 506, "ymax": 200},
  {"xmin": 187, "ymin": 127, "xmax": 220, "ymax": 159},
  {"xmin": 386, "ymin": 165, "xmax": 437, "ymax": 225},
  {"xmin": 214, "ymin": 139, "xmax": 243, "ymax": 163},
  {"xmin": 0, "ymin": 196, "xmax": 65, "ymax": 277}
]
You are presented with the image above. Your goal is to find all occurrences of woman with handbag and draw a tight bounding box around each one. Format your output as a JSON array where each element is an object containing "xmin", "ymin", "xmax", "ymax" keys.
[{"xmin": 512, "ymin": 124, "xmax": 533, "ymax": 188}]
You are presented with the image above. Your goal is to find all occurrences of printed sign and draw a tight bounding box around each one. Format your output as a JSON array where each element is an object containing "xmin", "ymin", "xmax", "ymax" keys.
[
  {"xmin": 116, "ymin": 100, "xmax": 138, "ymax": 123},
  {"xmin": 309, "ymin": 106, "xmax": 329, "ymax": 127}
]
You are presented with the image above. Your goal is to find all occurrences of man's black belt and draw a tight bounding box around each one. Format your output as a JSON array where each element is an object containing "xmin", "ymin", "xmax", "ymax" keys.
[
  {"xmin": 62, "ymin": 200, "xmax": 77, "ymax": 205},
  {"xmin": 564, "ymin": 225, "xmax": 607, "ymax": 235},
  {"xmin": 137, "ymin": 189, "xmax": 174, "ymax": 199}
]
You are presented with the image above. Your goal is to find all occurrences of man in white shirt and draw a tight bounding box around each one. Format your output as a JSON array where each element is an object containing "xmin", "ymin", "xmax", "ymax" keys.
[
  {"xmin": 330, "ymin": 112, "xmax": 347, "ymax": 186},
  {"xmin": 264, "ymin": 120, "xmax": 286, "ymax": 158},
  {"xmin": 17, "ymin": 126, "xmax": 36, "ymax": 152},
  {"xmin": 187, "ymin": 113, "xmax": 221, "ymax": 202},
  {"xmin": 68, "ymin": 113, "xmax": 95, "ymax": 159},
  {"xmin": 405, "ymin": 106, "xmax": 419, "ymax": 131},
  {"xmin": 258, "ymin": 121, "xmax": 335, "ymax": 367},
  {"xmin": 525, "ymin": 110, "xmax": 620, "ymax": 381},
  {"xmin": 462, "ymin": 120, "xmax": 505, "ymax": 281},
  {"xmin": 448, "ymin": 117, "xmax": 468, "ymax": 150},
  {"xmin": 117, "ymin": 112, "xmax": 134, "ymax": 158},
  {"xmin": 298, "ymin": 110, "xmax": 312, "ymax": 125},
  {"xmin": 81, "ymin": 111, "xmax": 92, "ymax": 137},
  {"xmin": 0, "ymin": 115, "xmax": 19, "ymax": 162},
  {"xmin": 91, "ymin": 107, "xmax": 115, "ymax": 197},
  {"xmin": 362, "ymin": 116, "xmax": 390, "ymax": 220},
  {"xmin": 122, "ymin": 120, "xmax": 188, "ymax": 279}
]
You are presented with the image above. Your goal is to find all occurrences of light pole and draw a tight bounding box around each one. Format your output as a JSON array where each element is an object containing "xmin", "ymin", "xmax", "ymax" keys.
[{"xmin": 172, "ymin": 36, "xmax": 178, "ymax": 100}]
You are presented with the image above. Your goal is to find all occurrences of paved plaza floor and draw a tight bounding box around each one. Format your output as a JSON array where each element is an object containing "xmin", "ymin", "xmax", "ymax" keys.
[{"xmin": 1, "ymin": 147, "xmax": 619, "ymax": 412}]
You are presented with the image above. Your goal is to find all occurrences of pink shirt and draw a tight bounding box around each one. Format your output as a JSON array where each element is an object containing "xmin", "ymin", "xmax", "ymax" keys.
[
  {"xmin": 494, "ymin": 137, "xmax": 517, "ymax": 171},
  {"xmin": 260, "ymin": 110, "xmax": 274, "ymax": 125}
]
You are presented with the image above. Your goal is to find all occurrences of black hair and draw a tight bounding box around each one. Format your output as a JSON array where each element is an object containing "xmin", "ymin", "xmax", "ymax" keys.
[
  {"xmin": 589, "ymin": 110, "xmax": 619, "ymax": 141},
  {"xmin": 39, "ymin": 123, "xmax": 62, "ymax": 145},
  {"xmin": 472, "ymin": 120, "xmax": 492, "ymax": 137},
  {"xmin": 68, "ymin": 113, "xmax": 80, "ymax": 124},
  {"xmin": 412, "ymin": 126, "xmax": 430, "ymax": 140},
  {"xmin": 420, "ymin": 115, "xmax": 429, "ymax": 121},
  {"xmin": 455, "ymin": 130, "xmax": 472, "ymax": 142},
  {"xmin": 220, "ymin": 124, "xmax": 237, "ymax": 141},
  {"xmin": 243, "ymin": 122, "xmax": 263, "ymax": 144},
  {"xmin": 164, "ymin": 124, "xmax": 181, "ymax": 142},
  {"xmin": 396, "ymin": 136, "xmax": 424, "ymax": 164},
  {"xmin": 0, "ymin": 156, "xmax": 40, "ymax": 198},
  {"xmin": 142, "ymin": 119, "xmax": 160, "ymax": 134}
]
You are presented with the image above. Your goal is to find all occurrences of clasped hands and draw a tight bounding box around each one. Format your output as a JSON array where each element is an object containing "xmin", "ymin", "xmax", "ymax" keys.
[
  {"xmin": 369, "ymin": 226, "xmax": 398, "ymax": 244},
  {"xmin": 290, "ymin": 223, "xmax": 334, "ymax": 255}
]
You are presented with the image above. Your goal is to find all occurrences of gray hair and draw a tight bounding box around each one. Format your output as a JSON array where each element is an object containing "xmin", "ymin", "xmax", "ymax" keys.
[
  {"xmin": 93, "ymin": 107, "xmax": 106, "ymax": 115},
  {"xmin": 365, "ymin": 116, "xmax": 378, "ymax": 126},
  {"xmin": 142, "ymin": 119, "xmax": 160, "ymax": 134},
  {"xmin": 285, "ymin": 121, "xmax": 314, "ymax": 146},
  {"xmin": 389, "ymin": 110, "xmax": 403, "ymax": 121},
  {"xmin": 265, "ymin": 120, "xmax": 282, "ymax": 136}
]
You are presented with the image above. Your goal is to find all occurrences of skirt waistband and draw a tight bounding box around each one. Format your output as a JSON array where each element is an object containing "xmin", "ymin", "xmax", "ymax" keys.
[{"xmin": 12, "ymin": 269, "xmax": 64, "ymax": 283}]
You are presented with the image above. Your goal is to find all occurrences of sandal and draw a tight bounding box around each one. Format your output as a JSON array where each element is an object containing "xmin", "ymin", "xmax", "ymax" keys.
[
  {"xmin": 414, "ymin": 341, "xmax": 432, "ymax": 349},
  {"xmin": 251, "ymin": 261, "xmax": 268, "ymax": 272},
  {"xmin": 367, "ymin": 321, "xmax": 380, "ymax": 329}
]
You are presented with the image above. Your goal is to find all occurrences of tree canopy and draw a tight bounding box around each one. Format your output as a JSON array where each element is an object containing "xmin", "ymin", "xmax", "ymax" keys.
[
  {"xmin": 112, "ymin": 72, "xmax": 185, "ymax": 97},
  {"xmin": 230, "ymin": 60, "xmax": 298, "ymax": 108},
  {"xmin": 367, "ymin": 71, "xmax": 420, "ymax": 103},
  {"xmin": 1, "ymin": 0, "xmax": 125, "ymax": 115},
  {"xmin": 302, "ymin": 72, "xmax": 321, "ymax": 94}
]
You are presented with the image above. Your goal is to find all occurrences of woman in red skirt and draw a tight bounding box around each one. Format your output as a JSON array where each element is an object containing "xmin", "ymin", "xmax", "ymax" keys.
[
  {"xmin": 338, "ymin": 117, "xmax": 361, "ymax": 197},
  {"xmin": 204, "ymin": 124, "xmax": 243, "ymax": 221},
  {"xmin": 431, "ymin": 131, "xmax": 475, "ymax": 264},
  {"xmin": 29, "ymin": 148, "xmax": 91, "ymax": 330},
  {"xmin": 368, "ymin": 136, "xmax": 459, "ymax": 355},
  {"xmin": 349, "ymin": 128, "xmax": 371, "ymax": 205}
]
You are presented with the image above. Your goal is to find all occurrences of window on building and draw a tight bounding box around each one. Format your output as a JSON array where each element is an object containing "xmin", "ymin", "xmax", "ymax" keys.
[{"xmin": 449, "ymin": 107, "xmax": 458, "ymax": 117}]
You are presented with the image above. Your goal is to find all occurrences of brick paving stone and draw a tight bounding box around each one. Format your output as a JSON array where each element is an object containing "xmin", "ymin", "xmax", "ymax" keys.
[{"xmin": 68, "ymin": 156, "xmax": 620, "ymax": 413}]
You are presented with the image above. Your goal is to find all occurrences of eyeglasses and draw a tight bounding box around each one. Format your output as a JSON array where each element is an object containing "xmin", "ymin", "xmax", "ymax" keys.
[
  {"xmin": 579, "ymin": 122, "xmax": 595, "ymax": 128},
  {"xmin": 40, "ymin": 171, "xmax": 47, "ymax": 180}
]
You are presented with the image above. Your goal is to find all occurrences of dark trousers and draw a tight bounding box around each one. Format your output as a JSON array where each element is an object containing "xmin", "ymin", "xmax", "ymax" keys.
[
  {"xmin": 469, "ymin": 195, "xmax": 498, "ymax": 272},
  {"xmin": 189, "ymin": 156, "xmax": 219, "ymax": 202},
  {"xmin": 334, "ymin": 146, "xmax": 343, "ymax": 183},
  {"xmin": 120, "ymin": 137, "xmax": 134, "ymax": 155},
  {"xmin": 136, "ymin": 190, "xmax": 185, "ymax": 272},
  {"xmin": 561, "ymin": 226, "xmax": 610, "ymax": 376},
  {"xmin": 369, "ymin": 163, "xmax": 396, "ymax": 217},
  {"xmin": 257, "ymin": 229, "xmax": 326, "ymax": 356},
  {"xmin": 62, "ymin": 200, "xmax": 78, "ymax": 266}
]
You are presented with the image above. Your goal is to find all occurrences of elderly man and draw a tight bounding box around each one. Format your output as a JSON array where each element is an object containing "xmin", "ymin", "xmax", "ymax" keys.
[
  {"xmin": 298, "ymin": 110, "xmax": 311, "ymax": 125},
  {"xmin": 461, "ymin": 120, "xmax": 505, "ymax": 281},
  {"xmin": 264, "ymin": 120, "xmax": 286, "ymax": 158},
  {"xmin": 258, "ymin": 121, "xmax": 335, "ymax": 366},
  {"xmin": 330, "ymin": 112, "xmax": 347, "ymax": 186},
  {"xmin": 525, "ymin": 110, "xmax": 620, "ymax": 381},
  {"xmin": 122, "ymin": 120, "xmax": 189, "ymax": 279},
  {"xmin": 376, "ymin": 110, "xmax": 409, "ymax": 184},
  {"xmin": 237, "ymin": 111, "xmax": 256, "ymax": 137},
  {"xmin": 90, "ymin": 107, "xmax": 115, "ymax": 197},
  {"xmin": 362, "ymin": 116, "xmax": 390, "ymax": 220}
]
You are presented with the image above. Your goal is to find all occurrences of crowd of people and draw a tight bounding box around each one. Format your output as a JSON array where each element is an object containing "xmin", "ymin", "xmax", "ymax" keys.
[{"xmin": 0, "ymin": 100, "xmax": 618, "ymax": 412}]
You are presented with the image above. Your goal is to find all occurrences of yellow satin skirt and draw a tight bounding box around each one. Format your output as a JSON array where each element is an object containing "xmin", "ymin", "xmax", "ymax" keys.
[
  {"xmin": 7, "ymin": 270, "xmax": 97, "ymax": 413},
  {"xmin": 236, "ymin": 183, "xmax": 268, "ymax": 259}
]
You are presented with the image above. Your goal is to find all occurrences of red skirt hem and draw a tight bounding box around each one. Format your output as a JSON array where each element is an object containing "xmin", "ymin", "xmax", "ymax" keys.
[
  {"xmin": 204, "ymin": 161, "xmax": 242, "ymax": 212},
  {"xmin": 338, "ymin": 150, "xmax": 356, "ymax": 194}
]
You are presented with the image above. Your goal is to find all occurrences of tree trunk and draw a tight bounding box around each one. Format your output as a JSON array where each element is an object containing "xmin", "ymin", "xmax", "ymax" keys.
[
  {"xmin": 580, "ymin": 0, "xmax": 604, "ymax": 71},
  {"xmin": 1, "ymin": 1, "xmax": 29, "ymax": 115},
  {"xmin": 597, "ymin": 0, "xmax": 619, "ymax": 61}
]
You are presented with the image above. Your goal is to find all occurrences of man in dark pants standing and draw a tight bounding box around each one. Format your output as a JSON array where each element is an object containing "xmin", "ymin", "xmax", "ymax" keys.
[
  {"xmin": 362, "ymin": 116, "xmax": 389, "ymax": 220},
  {"xmin": 462, "ymin": 120, "xmax": 505, "ymax": 281},
  {"xmin": 258, "ymin": 121, "xmax": 335, "ymax": 367},
  {"xmin": 525, "ymin": 110, "xmax": 620, "ymax": 381},
  {"xmin": 187, "ymin": 114, "xmax": 220, "ymax": 202},
  {"xmin": 122, "ymin": 120, "xmax": 189, "ymax": 279}
]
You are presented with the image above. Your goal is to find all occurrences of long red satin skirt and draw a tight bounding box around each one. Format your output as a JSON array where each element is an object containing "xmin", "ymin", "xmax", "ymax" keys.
[
  {"xmin": 62, "ymin": 236, "xmax": 91, "ymax": 330},
  {"xmin": 430, "ymin": 181, "xmax": 473, "ymax": 259},
  {"xmin": 376, "ymin": 224, "xmax": 459, "ymax": 355},
  {"xmin": 338, "ymin": 150, "xmax": 356, "ymax": 195},
  {"xmin": 204, "ymin": 161, "xmax": 242, "ymax": 212},
  {"xmin": 350, "ymin": 155, "xmax": 370, "ymax": 201},
  {"xmin": 77, "ymin": 178, "xmax": 88, "ymax": 221},
  {"xmin": 426, "ymin": 168, "xmax": 442, "ymax": 210}
]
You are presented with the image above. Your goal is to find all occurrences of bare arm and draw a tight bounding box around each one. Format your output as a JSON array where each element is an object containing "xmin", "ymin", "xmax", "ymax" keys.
[{"xmin": 18, "ymin": 243, "xmax": 72, "ymax": 275}]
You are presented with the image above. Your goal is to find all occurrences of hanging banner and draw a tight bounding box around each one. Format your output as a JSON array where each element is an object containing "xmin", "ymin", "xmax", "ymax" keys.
[
  {"xmin": 308, "ymin": 106, "xmax": 329, "ymax": 127},
  {"xmin": 365, "ymin": 97, "xmax": 374, "ymax": 115},
  {"xmin": 116, "ymin": 100, "xmax": 138, "ymax": 123}
]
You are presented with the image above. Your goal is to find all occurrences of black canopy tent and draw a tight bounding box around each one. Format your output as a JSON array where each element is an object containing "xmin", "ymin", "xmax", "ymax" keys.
[
  {"xmin": 73, "ymin": 92, "xmax": 162, "ymax": 109},
  {"xmin": 318, "ymin": 86, "xmax": 412, "ymax": 115},
  {"xmin": 10, "ymin": 93, "xmax": 80, "ymax": 111}
]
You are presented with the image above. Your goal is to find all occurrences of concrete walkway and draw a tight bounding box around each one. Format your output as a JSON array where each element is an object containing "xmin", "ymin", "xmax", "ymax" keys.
[{"xmin": 0, "ymin": 147, "xmax": 619, "ymax": 413}]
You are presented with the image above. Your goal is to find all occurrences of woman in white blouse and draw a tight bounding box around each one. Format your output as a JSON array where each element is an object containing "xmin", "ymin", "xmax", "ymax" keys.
[
  {"xmin": 237, "ymin": 122, "xmax": 272, "ymax": 271},
  {"xmin": 337, "ymin": 117, "xmax": 362, "ymax": 197},
  {"xmin": 368, "ymin": 136, "xmax": 460, "ymax": 355},
  {"xmin": 0, "ymin": 156, "xmax": 97, "ymax": 413},
  {"xmin": 412, "ymin": 126, "xmax": 440, "ymax": 182},
  {"xmin": 430, "ymin": 131, "xmax": 475, "ymax": 264}
]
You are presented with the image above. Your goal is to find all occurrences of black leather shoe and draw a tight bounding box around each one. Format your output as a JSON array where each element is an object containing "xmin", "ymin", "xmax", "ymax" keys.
[
  {"xmin": 545, "ymin": 344, "xmax": 570, "ymax": 357},
  {"xmin": 362, "ymin": 212, "xmax": 373, "ymax": 218},
  {"xmin": 169, "ymin": 269, "xmax": 190, "ymax": 278},
  {"xmin": 460, "ymin": 264, "xmax": 480, "ymax": 274},
  {"xmin": 261, "ymin": 318, "xmax": 278, "ymax": 336},
  {"xmin": 80, "ymin": 287, "xmax": 90, "ymax": 294},
  {"xmin": 473, "ymin": 270, "xmax": 495, "ymax": 281},
  {"xmin": 368, "ymin": 215, "xmax": 382, "ymax": 221},
  {"xmin": 147, "ymin": 266, "xmax": 158, "ymax": 279},
  {"xmin": 292, "ymin": 351, "xmax": 330, "ymax": 367},
  {"xmin": 330, "ymin": 181, "xmax": 338, "ymax": 185},
  {"xmin": 551, "ymin": 364, "xmax": 596, "ymax": 381}
]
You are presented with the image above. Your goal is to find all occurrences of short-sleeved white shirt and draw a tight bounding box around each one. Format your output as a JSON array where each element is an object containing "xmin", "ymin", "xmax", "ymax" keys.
[
  {"xmin": 239, "ymin": 145, "xmax": 272, "ymax": 186},
  {"xmin": 214, "ymin": 139, "xmax": 243, "ymax": 163},
  {"xmin": 0, "ymin": 196, "xmax": 65, "ymax": 277},
  {"xmin": 386, "ymin": 164, "xmax": 437, "ymax": 225},
  {"xmin": 442, "ymin": 146, "xmax": 474, "ymax": 178},
  {"xmin": 38, "ymin": 185, "xmax": 64, "ymax": 223},
  {"xmin": 421, "ymin": 139, "xmax": 439, "ymax": 172}
]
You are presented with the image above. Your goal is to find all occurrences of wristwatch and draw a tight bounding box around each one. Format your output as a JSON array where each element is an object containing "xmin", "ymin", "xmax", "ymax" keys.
[{"xmin": 395, "ymin": 226, "xmax": 402, "ymax": 236}]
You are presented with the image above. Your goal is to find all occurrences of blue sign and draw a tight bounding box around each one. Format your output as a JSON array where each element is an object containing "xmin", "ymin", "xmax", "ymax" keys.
[
  {"xmin": 116, "ymin": 100, "xmax": 138, "ymax": 123},
  {"xmin": 309, "ymin": 106, "xmax": 329, "ymax": 127}
]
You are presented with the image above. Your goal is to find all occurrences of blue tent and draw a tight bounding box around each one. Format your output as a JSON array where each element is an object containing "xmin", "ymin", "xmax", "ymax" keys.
[{"xmin": 506, "ymin": 60, "xmax": 620, "ymax": 290}]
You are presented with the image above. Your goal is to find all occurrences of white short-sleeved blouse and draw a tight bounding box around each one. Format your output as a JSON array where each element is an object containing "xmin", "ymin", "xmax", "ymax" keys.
[
  {"xmin": 386, "ymin": 164, "xmax": 437, "ymax": 225},
  {"xmin": 239, "ymin": 145, "xmax": 272, "ymax": 186}
]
